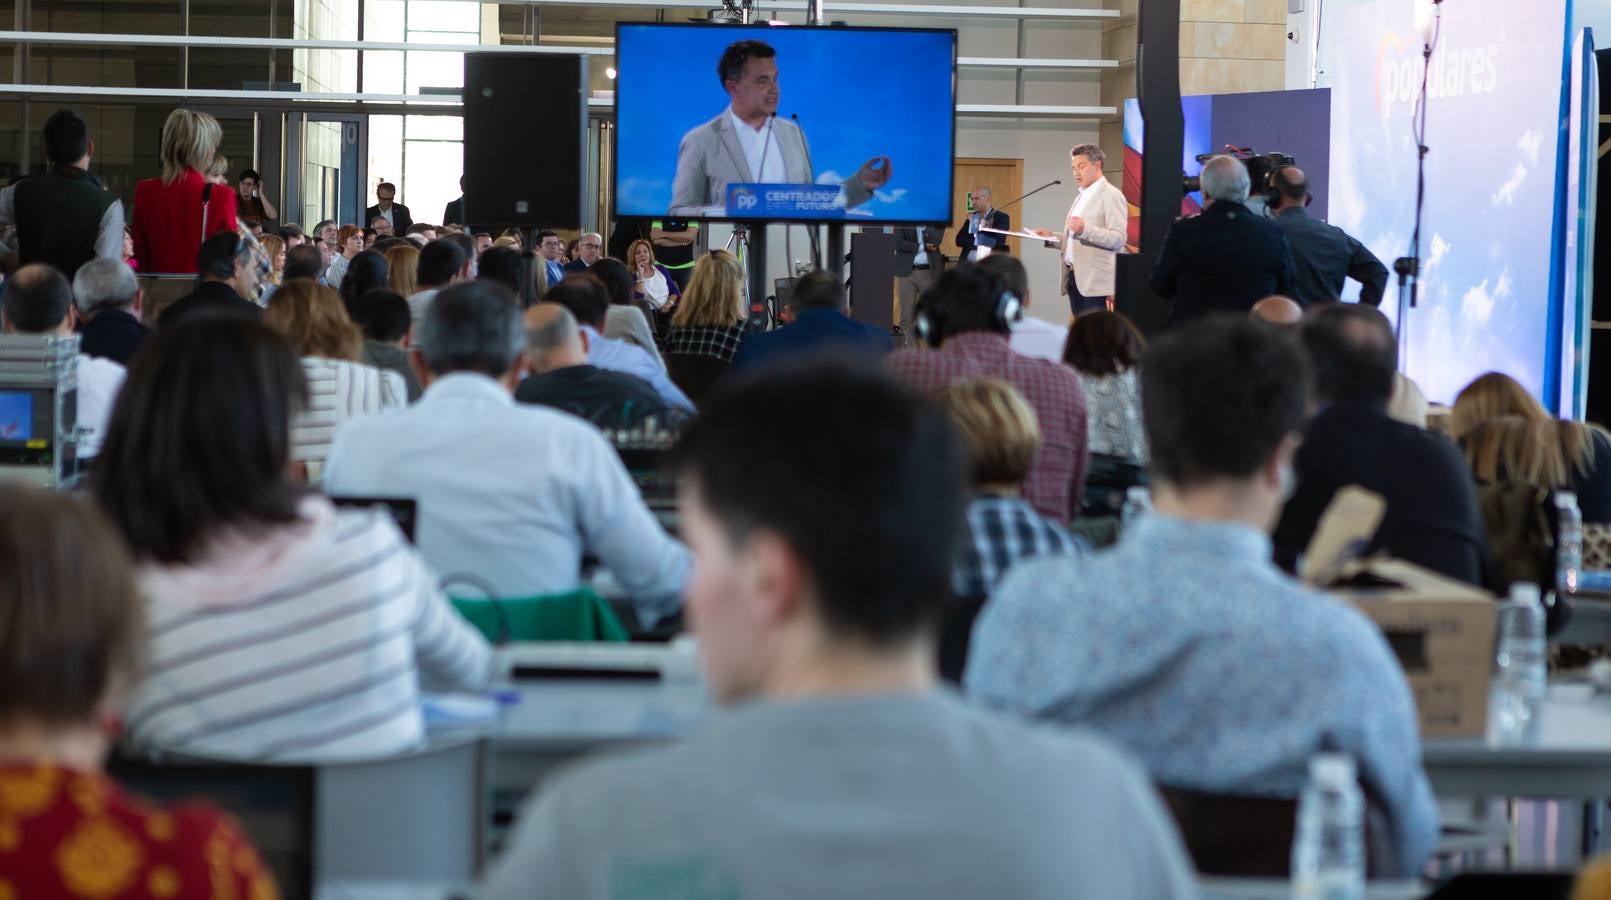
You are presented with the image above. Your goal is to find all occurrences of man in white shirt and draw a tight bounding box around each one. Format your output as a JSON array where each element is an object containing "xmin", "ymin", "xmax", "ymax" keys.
[
  {"xmin": 1, "ymin": 264, "xmax": 123, "ymax": 459},
  {"xmin": 323, "ymin": 280, "xmax": 690, "ymax": 626},
  {"xmin": 407, "ymin": 236, "xmax": 471, "ymax": 337},
  {"xmin": 544, "ymin": 277, "xmax": 695, "ymax": 412},
  {"xmin": 1033, "ymin": 143, "xmax": 1128, "ymax": 317},
  {"xmin": 483, "ymin": 362, "xmax": 1196, "ymax": 900}
]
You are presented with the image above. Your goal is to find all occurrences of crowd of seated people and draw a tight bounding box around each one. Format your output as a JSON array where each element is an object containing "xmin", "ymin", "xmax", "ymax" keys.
[{"xmin": 13, "ymin": 103, "xmax": 1611, "ymax": 896}]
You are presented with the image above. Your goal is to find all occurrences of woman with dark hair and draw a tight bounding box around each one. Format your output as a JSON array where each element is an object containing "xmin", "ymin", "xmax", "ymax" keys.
[
  {"xmin": 1062, "ymin": 310, "xmax": 1147, "ymax": 463},
  {"xmin": 592, "ymin": 256, "xmax": 665, "ymax": 365},
  {"xmin": 338, "ymin": 248, "xmax": 390, "ymax": 314},
  {"xmin": 0, "ymin": 484, "xmax": 279, "ymax": 896},
  {"xmin": 92, "ymin": 317, "xmax": 490, "ymax": 762},
  {"xmin": 478, "ymin": 245, "xmax": 536, "ymax": 307}
]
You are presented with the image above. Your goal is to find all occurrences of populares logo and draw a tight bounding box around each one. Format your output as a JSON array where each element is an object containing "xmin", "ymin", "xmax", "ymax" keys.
[{"xmin": 1374, "ymin": 30, "xmax": 1499, "ymax": 118}]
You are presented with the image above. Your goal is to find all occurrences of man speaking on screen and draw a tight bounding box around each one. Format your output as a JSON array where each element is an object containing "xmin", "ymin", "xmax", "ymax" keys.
[{"xmin": 670, "ymin": 40, "xmax": 894, "ymax": 216}]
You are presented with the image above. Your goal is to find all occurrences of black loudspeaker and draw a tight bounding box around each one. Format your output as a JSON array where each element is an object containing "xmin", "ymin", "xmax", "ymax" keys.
[{"xmin": 463, "ymin": 53, "xmax": 587, "ymax": 228}]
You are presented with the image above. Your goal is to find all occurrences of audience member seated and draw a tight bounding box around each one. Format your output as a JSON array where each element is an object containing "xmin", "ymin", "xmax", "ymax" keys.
[
  {"xmin": 1451, "ymin": 371, "xmax": 1611, "ymax": 523},
  {"xmin": 590, "ymin": 257, "xmax": 664, "ymax": 367},
  {"xmin": 482, "ymin": 361, "xmax": 1195, "ymax": 900},
  {"xmin": 281, "ymin": 243, "xmax": 324, "ymax": 283},
  {"xmin": 1273, "ymin": 304, "xmax": 1487, "ymax": 584},
  {"xmin": 323, "ymin": 281, "xmax": 689, "ymax": 625},
  {"xmin": 383, "ymin": 242, "xmax": 419, "ymax": 299},
  {"xmin": 0, "ymin": 484, "xmax": 279, "ymax": 897},
  {"xmin": 408, "ymin": 237, "xmax": 470, "ymax": 333},
  {"xmin": 478, "ymin": 245, "xmax": 537, "ymax": 308},
  {"xmin": 730, "ymin": 269, "xmax": 891, "ymax": 375},
  {"xmin": 1150, "ymin": 155, "xmax": 1296, "ymax": 324},
  {"xmin": 888, "ymin": 264, "xmax": 1089, "ymax": 521},
  {"xmin": 324, "ymin": 225, "xmax": 363, "ymax": 287},
  {"xmin": 517, "ymin": 303, "xmax": 670, "ymax": 429},
  {"xmin": 545, "ymin": 277, "xmax": 694, "ymax": 412},
  {"xmin": 665, "ymin": 250, "xmax": 748, "ymax": 364},
  {"xmin": 1063, "ymin": 310, "xmax": 1148, "ymax": 464},
  {"xmin": 352, "ymin": 289, "xmax": 423, "ymax": 402},
  {"xmin": 965, "ymin": 314, "xmax": 1439, "ymax": 875},
  {"xmin": 257, "ymin": 234, "xmax": 286, "ymax": 304},
  {"xmin": 2, "ymin": 264, "xmax": 124, "ymax": 459},
  {"xmin": 157, "ymin": 231, "xmax": 263, "ymax": 329},
  {"xmin": 131, "ymin": 109, "xmax": 238, "ymax": 274},
  {"xmin": 337, "ymin": 249, "xmax": 388, "ymax": 316},
  {"xmin": 627, "ymin": 238, "xmax": 681, "ymax": 315},
  {"xmin": 92, "ymin": 316, "xmax": 490, "ymax": 761},
  {"xmin": 938, "ymin": 377, "xmax": 1083, "ymax": 599},
  {"xmin": 261, "ymin": 280, "xmax": 406, "ymax": 473},
  {"xmin": 72, "ymin": 256, "xmax": 149, "ymax": 365},
  {"xmin": 1251, "ymin": 296, "xmax": 1428, "ymax": 428},
  {"xmin": 977, "ymin": 255, "xmax": 1067, "ymax": 363}
]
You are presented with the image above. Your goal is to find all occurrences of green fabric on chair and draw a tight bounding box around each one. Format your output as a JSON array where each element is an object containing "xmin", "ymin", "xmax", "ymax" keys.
[{"xmin": 450, "ymin": 588, "xmax": 630, "ymax": 643}]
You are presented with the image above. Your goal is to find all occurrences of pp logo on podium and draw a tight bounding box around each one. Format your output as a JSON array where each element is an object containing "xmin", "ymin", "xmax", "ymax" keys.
[{"xmin": 732, "ymin": 188, "xmax": 759, "ymax": 211}]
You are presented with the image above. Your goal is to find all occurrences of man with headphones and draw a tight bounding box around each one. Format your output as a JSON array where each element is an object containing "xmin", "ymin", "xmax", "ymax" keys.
[
  {"xmin": 888, "ymin": 265, "xmax": 1090, "ymax": 523},
  {"xmin": 1268, "ymin": 166, "xmax": 1389, "ymax": 308}
]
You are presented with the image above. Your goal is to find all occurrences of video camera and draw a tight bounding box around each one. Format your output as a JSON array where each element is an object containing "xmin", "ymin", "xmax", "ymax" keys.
[{"xmin": 1183, "ymin": 148, "xmax": 1297, "ymax": 196}]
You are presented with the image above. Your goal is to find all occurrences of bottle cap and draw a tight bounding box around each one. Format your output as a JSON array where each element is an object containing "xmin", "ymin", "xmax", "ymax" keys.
[
  {"xmin": 1509, "ymin": 582, "xmax": 1542, "ymax": 607},
  {"xmin": 1557, "ymin": 491, "xmax": 1579, "ymax": 506},
  {"xmin": 1309, "ymin": 753, "xmax": 1356, "ymax": 785}
]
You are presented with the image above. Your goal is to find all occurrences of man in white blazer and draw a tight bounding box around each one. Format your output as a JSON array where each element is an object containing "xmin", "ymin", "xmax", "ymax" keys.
[
  {"xmin": 670, "ymin": 39, "xmax": 892, "ymax": 216},
  {"xmin": 1034, "ymin": 143, "xmax": 1129, "ymax": 317}
]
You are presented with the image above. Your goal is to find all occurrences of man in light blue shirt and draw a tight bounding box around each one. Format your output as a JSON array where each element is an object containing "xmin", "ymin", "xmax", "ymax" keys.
[
  {"xmin": 536, "ymin": 230, "xmax": 566, "ymax": 287},
  {"xmin": 544, "ymin": 276, "xmax": 695, "ymax": 411},
  {"xmin": 965, "ymin": 315, "xmax": 1439, "ymax": 876},
  {"xmin": 324, "ymin": 281, "xmax": 689, "ymax": 626}
]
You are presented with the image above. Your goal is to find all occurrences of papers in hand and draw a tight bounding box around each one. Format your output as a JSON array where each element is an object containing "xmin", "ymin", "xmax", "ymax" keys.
[{"xmin": 981, "ymin": 226, "xmax": 1060, "ymax": 242}]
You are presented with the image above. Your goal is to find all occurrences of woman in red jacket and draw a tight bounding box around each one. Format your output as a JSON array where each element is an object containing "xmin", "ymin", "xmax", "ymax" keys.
[{"xmin": 131, "ymin": 109, "xmax": 238, "ymax": 274}]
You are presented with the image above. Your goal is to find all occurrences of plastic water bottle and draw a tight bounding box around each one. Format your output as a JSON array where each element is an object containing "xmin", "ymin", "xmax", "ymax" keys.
[
  {"xmin": 1557, "ymin": 491, "xmax": 1583, "ymax": 599},
  {"xmin": 1493, "ymin": 582, "xmax": 1548, "ymax": 744},
  {"xmin": 1291, "ymin": 753, "xmax": 1365, "ymax": 900},
  {"xmin": 1121, "ymin": 485, "xmax": 1151, "ymax": 525}
]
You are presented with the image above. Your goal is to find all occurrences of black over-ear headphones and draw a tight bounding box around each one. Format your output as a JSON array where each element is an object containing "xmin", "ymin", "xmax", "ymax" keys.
[
  {"xmin": 913, "ymin": 269, "xmax": 1023, "ymax": 349},
  {"xmin": 1266, "ymin": 166, "xmax": 1312, "ymax": 210}
]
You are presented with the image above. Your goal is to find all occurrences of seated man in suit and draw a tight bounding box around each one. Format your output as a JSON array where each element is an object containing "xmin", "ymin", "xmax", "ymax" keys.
[
  {"xmin": 954, "ymin": 187, "xmax": 1009, "ymax": 262},
  {"xmin": 730, "ymin": 270, "xmax": 891, "ymax": 375},
  {"xmin": 1273, "ymin": 303, "xmax": 1488, "ymax": 585},
  {"xmin": 564, "ymin": 232, "xmax": 603, "ymax": 273},
  {"xmin": 670, "ymin": 39, "xmax": 891, "ymax": 216},
  {"xmin": 517, "ymin": 303, "xmax": 671, "ymax": 429},
  {"xmin": 965, "ymin": 315, "xmax": 1439, "ymax": 877},
  {"xmin": 1151, "ymin": 155, "xmax": 1295, "ymax": 324}
]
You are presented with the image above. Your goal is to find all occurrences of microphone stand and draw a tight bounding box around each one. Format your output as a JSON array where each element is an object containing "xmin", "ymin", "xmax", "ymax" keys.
[
  {"xmin": 1393, "ymin": 0, "xmax": 1442, "ymax": 367},
  {"xmin": 996, "ymin": 179, "xmax": 1063, "ymax": 212}
]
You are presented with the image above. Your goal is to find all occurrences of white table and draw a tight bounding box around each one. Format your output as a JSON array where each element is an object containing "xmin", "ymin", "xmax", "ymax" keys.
[
  {"xmin": 1196, "ymin": 878, "xmax": 1424, "ymax": 899},
  {"xmin": 1422, "ymin": 683, "xmax": 1611, "ymax": 798}
]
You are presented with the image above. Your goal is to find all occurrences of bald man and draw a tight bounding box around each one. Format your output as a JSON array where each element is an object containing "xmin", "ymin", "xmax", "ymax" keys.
[
  {"xmin": 1268, "ymin": 166, "xmax": 1388, "ymax": 308},
  {"xmin": 515, "ymin": 303, "xmax": 669, "ymax": 428},
  {"xmin": 1251, "ymin": 295, "xmax": 1303, "ymax": 326}
]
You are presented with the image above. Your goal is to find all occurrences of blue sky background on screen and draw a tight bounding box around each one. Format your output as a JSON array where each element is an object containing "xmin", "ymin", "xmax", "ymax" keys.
[{"xmin": 614, "ymin": 25, "xmax": 956, "ymax": 222}]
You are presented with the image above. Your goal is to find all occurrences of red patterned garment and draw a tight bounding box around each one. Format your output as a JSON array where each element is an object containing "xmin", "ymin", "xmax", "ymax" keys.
[{"xmin": 0, "ymin": 762, "xmax": 277, "ymax": 900}]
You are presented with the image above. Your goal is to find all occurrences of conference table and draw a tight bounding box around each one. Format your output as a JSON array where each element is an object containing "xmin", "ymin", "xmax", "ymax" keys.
[{"xmin": 1422, "ymin": 682, "xmax": 1611, "ymax": 799}]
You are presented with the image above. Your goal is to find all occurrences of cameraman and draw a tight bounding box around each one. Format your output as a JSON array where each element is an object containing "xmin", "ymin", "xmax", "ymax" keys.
[
  {"xmin": 1151, "ymin": 155, "xmax": 1295, "ymax": 325},
  {"xmin": 1269, "ymin": 166, "xmax": 1388, "ymax": 308}
]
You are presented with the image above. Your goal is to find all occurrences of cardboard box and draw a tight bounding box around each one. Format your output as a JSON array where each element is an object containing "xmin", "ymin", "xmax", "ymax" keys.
[{"xmin": 1327, "ymin": 558, "xmax": 1497, "ymax": 738}]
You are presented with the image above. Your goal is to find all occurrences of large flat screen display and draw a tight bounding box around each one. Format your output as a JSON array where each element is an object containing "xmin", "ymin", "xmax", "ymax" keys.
[{"xmin": 614, "ymin": 24, "xmax": 957, "ymax": 224}]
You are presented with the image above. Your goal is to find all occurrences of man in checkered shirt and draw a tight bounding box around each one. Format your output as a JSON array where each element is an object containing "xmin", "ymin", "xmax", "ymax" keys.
[{"xmin": 887, "ymin": 265, "xmax": 1090, "ymax": 521}]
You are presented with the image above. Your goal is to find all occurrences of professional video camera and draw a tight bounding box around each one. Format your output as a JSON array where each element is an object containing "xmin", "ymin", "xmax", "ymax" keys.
[{"xmin": 1183, "ymin": 148, "xmax": 1297, "ymax": 196}]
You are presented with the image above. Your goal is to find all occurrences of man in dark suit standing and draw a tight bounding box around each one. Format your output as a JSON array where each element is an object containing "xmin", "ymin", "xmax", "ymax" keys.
[
  {"xmin": 1151, "ymin": 155, "xmax": 1295, "ymax": 324},
  {"xmin": 365, "ymin": 182, "xmax": 413, "ymax": 236},
  {"xmin": 953, "ymin": 187, "xmax": 1009, "ymax": 262},
  {"xmin": 442, "ymin": 176, "xmax": 465, "ymax": 227},
  {"xmin": 1268, "ymin": 166, "xmax": 1388, "ymax": 308},
  {"xmin": 730, "ymin": 270, "xmax": 891, "ymax": 374},
  {"xmin": 895, "ymin": 224, "xmax": 942, "ymax": 348}
]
